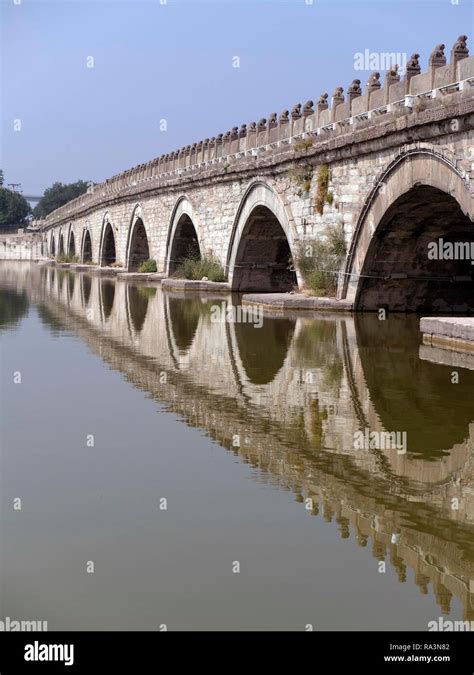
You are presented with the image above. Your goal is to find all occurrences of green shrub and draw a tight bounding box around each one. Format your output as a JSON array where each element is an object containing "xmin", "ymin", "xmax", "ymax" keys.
[
  {"xmin": 56, "ymin": 253, "xmax": 79, "ymax": 263},
  {"xmin": 296, "ymin": 223, "xmax": 347, "ymax": 296},
  {"xmin": 174, "ymin": 254, "xmax": 226, "ymax": 282},
  {"xmin": 138, "ymin": 258, "xmax": 157, "ymax": 273}
]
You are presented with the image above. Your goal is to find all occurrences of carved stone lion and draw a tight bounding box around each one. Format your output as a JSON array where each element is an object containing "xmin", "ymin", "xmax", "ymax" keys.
[
  {"xmin": 291, "ymin": 103, "xmax": 302, "ymax": 119},
  {"xmin": 317, "ymin": 93, "xmax": 329, "ymax": 109},
  {"xmin": 366, "ymin": 72, "xmax": 381, "ymax": 91},
  {"xmin": 451, "ymin": 35, "xmax": 469, "ymax": 62},
  {"xmin": 406, "ymin": 53, "xmax": 421, "ymax": 78},
  {"xmin": 429, "ymin": 43, "xmax": 446, "ymax": 67},
  {"xmin": 303, "ymin": 100, "xmax": 314, "ymax": 115}
]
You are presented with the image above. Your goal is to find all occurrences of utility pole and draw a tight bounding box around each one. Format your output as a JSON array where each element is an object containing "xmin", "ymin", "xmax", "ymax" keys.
[{"xmin": 7, "ymin": 183, "xmax": 22, "ymax": 193}]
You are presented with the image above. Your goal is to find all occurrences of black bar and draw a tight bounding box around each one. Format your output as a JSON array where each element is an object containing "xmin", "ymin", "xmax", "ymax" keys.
[{"xmin": 0, "ymin": 631, "xmax": 472, "ymax": 673}]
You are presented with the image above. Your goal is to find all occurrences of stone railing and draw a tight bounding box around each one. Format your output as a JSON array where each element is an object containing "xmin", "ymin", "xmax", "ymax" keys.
[{"xmin": 43, "ymin": 36, "xmax": 474, "ymax": 227}]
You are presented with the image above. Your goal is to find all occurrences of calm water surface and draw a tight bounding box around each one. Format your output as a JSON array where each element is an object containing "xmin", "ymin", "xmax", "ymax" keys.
[{"xmin": 1, "ymin": 262, "xmax": 473, "ymax": 630}]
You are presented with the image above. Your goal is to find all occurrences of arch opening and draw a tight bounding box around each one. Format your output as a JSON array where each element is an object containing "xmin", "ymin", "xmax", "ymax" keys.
[
  {"xmin": 100, "ymin": 279, "xmax": 115, "ymax": 319},
  {"xmin": 68, "ymin": 231, "xmax": 76, "ymax": 258},
  {"xmin": 82, "ymin": 230, "xmax": 92, "ymax": 263},
  {"xmin": 235, "ymin": 314, "xmax": 295, "ymax": 385},
  {"xmin": 58, "ymin": 233, "xmax": 64, "ymax": 256},
  {"xmin": 50, "ymin": 235, "xmax": 56, "ymax": 257},
  {"xmin": 232, "ymin": 205, "xmax": 297, "ymax": 292},
  {"xmin": 128, "ymin": 218, "xmax": 150, "ymax": 271},
  {"xmin": 168, "ymin": 214, "xmax": 200, "ymax": 275},
  {"xmin": 82, "ymin": 274, "xmax": 92, "ymax": 307},
  {"xmin": 68, "ymin": 272, "xmax": 75, "ymax": 300},
  {"xmin": 356, "ymin": 186, "xmax": 474, "ymax": 313},
  {"xmin": 127, "ymin": 285, "xmax": 152, "ymax": 333},
  {"xmin": 101, "ymin": 223, "xmax": 116, "ymax": 267}
]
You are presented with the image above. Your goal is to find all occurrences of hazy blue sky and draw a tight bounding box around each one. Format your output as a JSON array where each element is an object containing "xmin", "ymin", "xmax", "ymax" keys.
[{"xmin": 2, "ymin": 0, "xmax": 473, "ymax": 197}]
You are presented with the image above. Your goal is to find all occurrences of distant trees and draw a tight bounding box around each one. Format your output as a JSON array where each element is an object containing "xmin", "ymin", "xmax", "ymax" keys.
[
  {"xmin": 0, "ymin": 187, "xmax": 31, "ymax": 230},
  {"xmin": 33, "ymin": 180, "xmax": 90, "ymax": 218}
]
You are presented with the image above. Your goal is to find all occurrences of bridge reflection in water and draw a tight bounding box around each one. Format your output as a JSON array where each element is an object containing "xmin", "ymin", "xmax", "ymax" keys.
[{"xmin": 2, "ymin": 262, "xmax": 474, "ymax": 629}]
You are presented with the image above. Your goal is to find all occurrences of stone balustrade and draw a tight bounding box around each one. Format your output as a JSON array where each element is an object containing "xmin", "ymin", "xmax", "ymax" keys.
[{"xmin": 42, "ymin": 36, "xmax": 474, "ymax": 227}]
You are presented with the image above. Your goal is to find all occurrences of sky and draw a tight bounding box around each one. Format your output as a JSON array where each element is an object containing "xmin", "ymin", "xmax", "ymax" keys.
[{"xmin": 1, "ymin": 0, "xmax": 473, "ymax": 197}]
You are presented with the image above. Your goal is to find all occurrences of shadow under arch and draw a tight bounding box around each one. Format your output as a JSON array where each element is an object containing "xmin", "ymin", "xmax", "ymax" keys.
[
  {"xmin": 227, "ymin": 182, "xmax": 298, "ymax": 292},
  {"xmin": 67, "ymin": 271, "xmax": 75, "ymax": 302},
  {"xmin": 81, "ymin": 274, "xmax": 92, "ymax": 307},
  {"xmin": 82, "ymin": 229, "xmax": 92, "ymax": 263},
  {"xmin": 100, "ymin": 278, "xmax": 115, "ymax": 320},
  {"xmin": 166, "ymin": 294, "xmax": 204, "ymax": 353},
  {"xmin": 58, "ymin": 232, "xmax": 64, "ymax": 256},
  {"xmin": 233, "ymin": 310, "xmax": 296, "ymax": 385},
  {"xmin": 127, "ymin": 217, "xmax": 150, "ymax": 272},
  {"xmin": 343, "ymin": 149, "xmax": 474, "ymax": 312},
  {"xmin": 355, "ymin": 313, "xmax": 474, "ymax": 457},
  {"xmin": 126, "ymin": 284, "xmax": 153, "ymax": 334},
  {"xmin": 168, "ymin": 214, "xmax": 200, "ymax": 275},
  {"xmin": 68, "ymin": 230, "xmax": 76, "ymax": 257},
  {"xmin": 100, "ymin": 221, "xmax": 116, "ymax": 266},
  {"xmin": 50, "ymin": 233, "xmax": 56, "ymax": 257}
]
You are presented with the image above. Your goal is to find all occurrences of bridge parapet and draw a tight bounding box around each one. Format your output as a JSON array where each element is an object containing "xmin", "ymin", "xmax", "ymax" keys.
[{"xmin": 41, "ymin": 36, "xmax": 474, "ymax": 229}]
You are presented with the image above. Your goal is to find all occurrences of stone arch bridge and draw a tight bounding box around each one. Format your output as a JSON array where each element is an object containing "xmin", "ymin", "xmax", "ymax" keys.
[{"xmin": 38, "ymin": 38, "xmax": 474, "ymax": 312}]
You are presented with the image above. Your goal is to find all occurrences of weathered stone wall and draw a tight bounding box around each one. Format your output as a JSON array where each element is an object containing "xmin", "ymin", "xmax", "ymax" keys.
[{"xmin": 0, "ymin": 232, "xmax": 46, "ymax": 261}]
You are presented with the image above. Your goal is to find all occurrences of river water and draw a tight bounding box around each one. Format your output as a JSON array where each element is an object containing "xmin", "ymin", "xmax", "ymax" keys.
[{"xmin": 1, "ymin": 262, "xmax": 473, "ymax": 631}]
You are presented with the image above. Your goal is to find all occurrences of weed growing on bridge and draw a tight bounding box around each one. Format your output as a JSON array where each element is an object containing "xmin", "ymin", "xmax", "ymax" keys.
[
  {"xmin": 314, "ymin": 164, "xmax": 332, "ymax": 215},
  {"xmin": 297, "ymin": 223, "xmax": 346, "ymax": 296},
  {"xmin": 56, "ymin": 253, "xmax": 79, "ymax": 264},
  {"xmin": 293, "ymin": 138, "xmax": 314, "ymax": 153},
  {"xmin": 174, "ymin": 254, "xmax": 226, "ymax": 282},
  {"xmin": 288, "ymin": 162, "xmax": 313, "ymax": 197},
  {"xmin": 138, "ymin": 258, "xmax": 157, "ymax": 273}
]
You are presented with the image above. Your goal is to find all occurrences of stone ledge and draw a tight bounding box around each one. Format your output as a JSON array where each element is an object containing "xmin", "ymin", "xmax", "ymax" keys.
[
  {"xmin": 420, "ymin": 316, "xmax": 474, "ymax": 344},
  {"xmin": 116, "ymin": 272, "xmax": 164, "ymax": 281},
  {"xmin": 242, "ymin": 293, "xmax": 354, "ymax": 312},
  {"xmin": 161, "ymin": 279, "xmax": 230, "ymax": 292}
]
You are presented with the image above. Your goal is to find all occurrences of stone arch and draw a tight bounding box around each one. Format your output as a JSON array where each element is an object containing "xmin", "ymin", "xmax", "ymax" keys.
[
  {"xmin": 126, "ymin": 206, "xmax": 151, "ymax": 271},
  {"xmin": 99, "ymin": 216, "xmax": 117, "ymax": 267},
  {"xmin": 343, "ymin": 148, "xmax": 474, "ymax": 312},
  {"xmin": 68, "ymin": 227, "xmax": 76, "ymax": 258},
  {"xmin": 58, "ymin": 229, "xmax": 65, "ymax": 256},
  {"xmin": 50, "ymin": 231, "xmax": 56, "ymax": 257},
  {"xmin": 227, "ymin": 181, "xmax": 299, "ymax": 292},
  {"xmin": 166, "ymin": 197, "xmax": 201, "ymax": 275},
  {"xmin": 81, "ymin": 228, "xmax": 93, "ymax": 263}
]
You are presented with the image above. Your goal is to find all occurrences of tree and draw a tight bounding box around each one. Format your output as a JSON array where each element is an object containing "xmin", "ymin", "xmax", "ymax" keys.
[
  {"xmin": 33, "ymin": 180, "xmax": 90, "ymax": 218},
  {"xmin": 0, "ymin": 187, "xmax": 31, "ymax": 229},
  {"xmin": 0, "ymin": 170, "xmax": 4, "ymax": 187}
]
